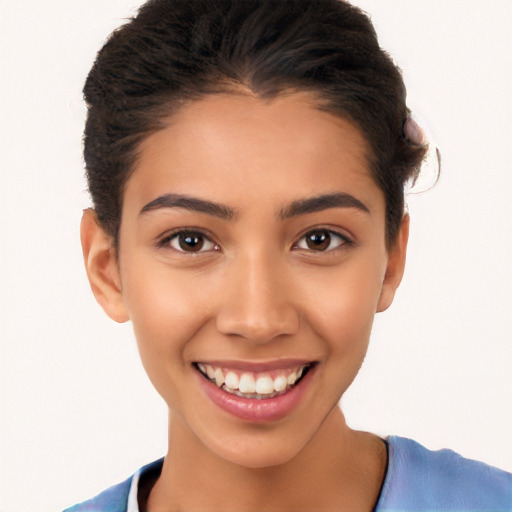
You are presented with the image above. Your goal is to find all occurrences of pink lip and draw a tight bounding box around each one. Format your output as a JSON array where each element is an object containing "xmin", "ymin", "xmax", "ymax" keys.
[{"xmin": 196, "ymin": 364, "xmax": 315, "ymax": 422}]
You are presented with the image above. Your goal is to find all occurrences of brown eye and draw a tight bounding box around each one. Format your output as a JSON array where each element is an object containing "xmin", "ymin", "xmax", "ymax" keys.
[
  {"xmin": 306, "ymin": 230, "xmax": 330, "ymax": 251},
  {"xmin": 178, "ymin": 233, "xmax": 204, "ymax": 251},
  {"xmin": 166, "ymin": 231, "xmax": 218, "ymax": 253},
  {"xmin": 295, "ymin": 229, "xmax": 348, "ymax": 252}
]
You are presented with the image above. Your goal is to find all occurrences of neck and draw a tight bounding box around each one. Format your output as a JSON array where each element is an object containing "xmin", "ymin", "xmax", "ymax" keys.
[{"xmin": 147, "ymin": 407, "xmax": 387, "ymax": 512}]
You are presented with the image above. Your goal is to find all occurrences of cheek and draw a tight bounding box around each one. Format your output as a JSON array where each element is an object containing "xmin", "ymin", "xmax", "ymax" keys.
[
  {"xmin": 298, "ymin": 256, "xmax": 385, "ymax": 354},
  {"xmin": 120, "ymin": 259, "xmax": 216, "ymax": 397}
]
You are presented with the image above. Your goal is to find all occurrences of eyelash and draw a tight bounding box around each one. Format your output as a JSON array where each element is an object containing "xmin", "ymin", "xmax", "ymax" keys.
[
  {"xmin": 292, "ymin": 228, "xmax": 353, "ymax": 252},
  {"xmin": 156, "ymin": 229, "xmax": 220, "ymax": 254},
  {"xmin": 156, "ymin": 227, "xmax": 353, "ymax": 254}
]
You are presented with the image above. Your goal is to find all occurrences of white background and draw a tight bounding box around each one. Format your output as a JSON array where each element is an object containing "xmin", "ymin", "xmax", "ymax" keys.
[{"xmin": 1, "ymin": 1, "xmax": 511, "ymax": 511}]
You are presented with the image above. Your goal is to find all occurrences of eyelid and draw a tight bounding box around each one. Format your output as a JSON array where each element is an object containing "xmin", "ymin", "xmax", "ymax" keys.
[
  {"xmin": 156, "ymin": 227, "xmax": 220, "ymax": 253},
  {"xmin": 292, "ymin": 227, "xmax": 353, "ymax": 251}
]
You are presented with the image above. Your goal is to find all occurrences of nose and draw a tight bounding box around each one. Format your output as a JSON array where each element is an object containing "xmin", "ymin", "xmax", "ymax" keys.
[{"xmin": 215, "ymin": 251, "xmax": 300, "ymax": 344}]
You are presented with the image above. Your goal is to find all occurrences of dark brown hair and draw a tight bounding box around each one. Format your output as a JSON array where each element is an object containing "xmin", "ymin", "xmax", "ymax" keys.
[{"xmin": 83, "ymin": 0, "xmax": 427, "ymax": 247}]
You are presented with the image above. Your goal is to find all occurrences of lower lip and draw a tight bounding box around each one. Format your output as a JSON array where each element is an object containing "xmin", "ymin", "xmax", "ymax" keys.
[{"xmin": 197, "ymin": 367, "xmax": 314, "ymax": 422}]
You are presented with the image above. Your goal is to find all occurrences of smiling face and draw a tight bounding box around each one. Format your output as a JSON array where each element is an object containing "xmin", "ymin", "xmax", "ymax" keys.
[{"xmin": 81, "ymin": 92, "xmax": 408, "ymax": 469}]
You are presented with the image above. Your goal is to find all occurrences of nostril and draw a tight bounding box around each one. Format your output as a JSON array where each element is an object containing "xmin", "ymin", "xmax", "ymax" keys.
[{"xmin": 216, "ymin": 310, "xmax": 300, "ymax": 344}]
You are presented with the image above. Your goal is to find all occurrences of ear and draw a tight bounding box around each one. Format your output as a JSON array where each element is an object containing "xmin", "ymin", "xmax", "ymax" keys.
[
  {"xmin": 377, "ymin": 214, "xmax": 409, "ymax": 313},
  {"xmin": 80, "ymin": 209, "xmax": 129, "ymax": 323}
]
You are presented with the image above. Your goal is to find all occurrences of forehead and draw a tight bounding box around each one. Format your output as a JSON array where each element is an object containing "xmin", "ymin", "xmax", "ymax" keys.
[{"xmin": 126, "ymin": 92, "xmax": 382, "ymax": 214}]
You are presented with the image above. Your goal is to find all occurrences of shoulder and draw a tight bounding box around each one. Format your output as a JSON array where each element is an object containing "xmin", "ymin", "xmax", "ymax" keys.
[
  {"xmin": 63, "ymin": 459, "xmax": 164, "ymax": 512},
  {"xmin": 63, "ymin": 477, "xmax": 132, "ymax": 512},
  {"xmin": 376, "ymin": 436, "xmax": 512, "ymax": 511}
]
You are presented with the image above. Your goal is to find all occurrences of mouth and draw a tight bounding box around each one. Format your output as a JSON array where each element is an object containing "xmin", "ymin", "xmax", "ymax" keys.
[{"xmin": 194, "ymin": 362, "xmax": 313, "ymax": 400}]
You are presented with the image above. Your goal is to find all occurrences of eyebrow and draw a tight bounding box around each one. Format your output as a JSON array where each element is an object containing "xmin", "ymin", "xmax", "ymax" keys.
[
  {"xmin": 279, "ymin": 193, "xmax": 370, "ymax": 219},
  {"xmin": 139, "ymin": 194, "xmax": 235, "ymax": 220},
  {"xmin": 139, "ymin": 191, "xmax": 369, "ymax": 221}
]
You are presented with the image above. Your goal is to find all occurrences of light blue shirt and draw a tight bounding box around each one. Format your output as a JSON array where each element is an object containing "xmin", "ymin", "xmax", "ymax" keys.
[{"xmin": 64, "ymin": 436, "xmax": 512, "ymax": 511}]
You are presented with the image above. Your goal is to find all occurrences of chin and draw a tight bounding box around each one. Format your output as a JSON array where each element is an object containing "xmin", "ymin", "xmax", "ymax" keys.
[
  {"xmin": 194, "ymin": 418, "xmax": 321, "ymax": 470},
  {"xmin": 213, "ymin": 437, "xmax": 307, "ymax": 469}
]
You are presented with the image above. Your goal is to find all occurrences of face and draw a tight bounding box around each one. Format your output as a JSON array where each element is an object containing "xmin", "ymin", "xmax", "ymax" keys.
[{"xmin": 82, "ymin": 92, "xmax": 407, "ymax": 468}]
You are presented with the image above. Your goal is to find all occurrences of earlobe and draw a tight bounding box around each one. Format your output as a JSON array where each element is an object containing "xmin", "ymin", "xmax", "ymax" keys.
[
  {"xmin": 80, "ymin": 209, "xmax": 129, "ymax": 323},
  {"xmin": 377, "ymin": 214, "xmax": 409, "ymax": 313}
]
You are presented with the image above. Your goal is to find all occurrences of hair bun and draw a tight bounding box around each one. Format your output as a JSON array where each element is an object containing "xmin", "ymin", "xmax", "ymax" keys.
[{"xmin": 402, "ymin": 116, "xmax": 427, "ymax": 148}]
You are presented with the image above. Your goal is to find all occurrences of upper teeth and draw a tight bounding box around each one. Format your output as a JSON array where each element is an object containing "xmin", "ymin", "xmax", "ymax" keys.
[{"xmin": 197, "ymin": 363, "xmax": 308, "ymax": 396}]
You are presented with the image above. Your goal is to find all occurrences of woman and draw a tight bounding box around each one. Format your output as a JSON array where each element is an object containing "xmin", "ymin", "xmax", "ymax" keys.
[{"xmin": 65, "ymin": 0, "xmax": 511, "ymax": 510}]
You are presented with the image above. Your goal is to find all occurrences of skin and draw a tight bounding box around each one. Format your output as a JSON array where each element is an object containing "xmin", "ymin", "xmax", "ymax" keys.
[{"xmin": 81, "ymin": 92, "xmax": 409, "ymax": 511}]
